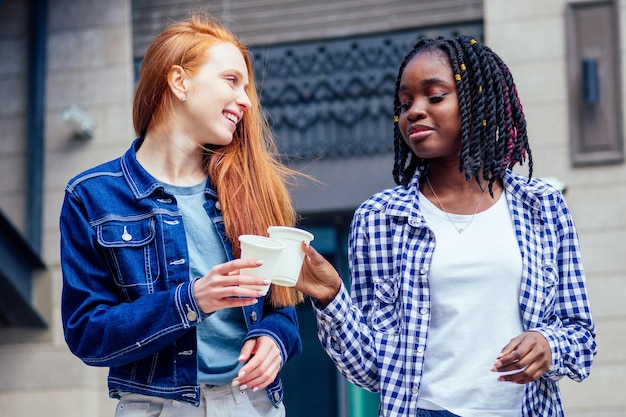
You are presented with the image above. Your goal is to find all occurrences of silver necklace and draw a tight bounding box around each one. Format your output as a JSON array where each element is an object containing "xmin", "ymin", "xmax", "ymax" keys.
[{"xmin": 426, "ymin": 177, "xmax": 488, "ymax": 234}]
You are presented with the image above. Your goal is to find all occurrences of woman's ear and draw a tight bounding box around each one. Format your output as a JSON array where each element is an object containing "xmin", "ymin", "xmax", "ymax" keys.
[{"xmin": 168, "ymin": 65, "xmax": 187, "ymax": 102}]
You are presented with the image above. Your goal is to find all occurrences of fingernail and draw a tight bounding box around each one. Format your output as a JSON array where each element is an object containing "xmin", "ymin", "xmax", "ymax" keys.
[
  {"xmin": 255, "ymin": 260, "xmax": 264, "ymax": 265},
  {"xmin": 263, "ymin": 279, "xmax": 271, "ymax": 284},
  {"xmin": 240, "ymin": 384, "xmax": 248, "ymax": 390},
  {"xmin": 238, "ymin": 355, "xmax": 245, "ymax": 361},
  {"xmin": 232, "ymin": 380, "xmax": 240, "ymax": 387},
  {"xmin": 252, "ymin": 387, "xmax": 259, "ymax": 392},
  {"xmin": 238, "ymin": 371, "xmax": 246, "ymax": 377}
]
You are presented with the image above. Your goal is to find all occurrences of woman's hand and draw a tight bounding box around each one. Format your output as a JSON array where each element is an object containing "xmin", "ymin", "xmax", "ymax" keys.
[
  {"xmin": 193, "ymin": 259, "xmax": 270, "ymax": 314},
  {"xmin": 491, "ymin": 331, "xmax": 552, "ymax": 384},
  {"xmin": 232, "ymin": 336, "xmax": 282, "ymax": 391},
  {"xmin": 295, "ymin": 242, "xmax": 342, "ymax": 308}
]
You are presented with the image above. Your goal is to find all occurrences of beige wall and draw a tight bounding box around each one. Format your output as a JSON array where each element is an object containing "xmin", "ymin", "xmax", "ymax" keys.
[
  {"xmin": 485, "ymin": 0, "xmax": 626, "ymax": 415},
  {"xmin": 0, "ymin": 0, "xmax": 624, "ymax": 416}
]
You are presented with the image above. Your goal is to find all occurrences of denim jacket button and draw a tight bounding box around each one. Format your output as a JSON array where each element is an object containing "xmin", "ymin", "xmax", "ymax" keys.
[
  {"xmin": 215, "ymin": 201, "xmax": 222, "ymax": 211},
  {"xmin": 187, "ymin": 311, "xmax": 198, "ymax": 321},
  {"xmin": 273, "ymin": 391, "xmax": 280, "ymax": 402},
  {"xmin": 250, "ymin": 311, "xmax": 258, "ymax": 322}
]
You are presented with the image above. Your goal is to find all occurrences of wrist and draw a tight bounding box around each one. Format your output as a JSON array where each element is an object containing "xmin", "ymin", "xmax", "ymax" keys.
[{"xmin": 314, "ymin": 279, "xmax": 341, "ymax": 308}]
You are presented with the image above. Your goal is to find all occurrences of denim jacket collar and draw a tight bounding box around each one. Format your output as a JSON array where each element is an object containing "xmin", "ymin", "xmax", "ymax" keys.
[{"xmin": 121, "ymin": 138, "xmax": 219, "ymax": 201}]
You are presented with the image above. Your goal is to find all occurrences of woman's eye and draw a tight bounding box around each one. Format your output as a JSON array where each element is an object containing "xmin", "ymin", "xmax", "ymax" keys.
[
  {"xmin": 226, "ymin": 76, "xmax": 237, "ymax": 84},
  {"xmin": 428, "ymin": 93, "xmax": 448, "ymax": 103},
  {"xmin": 399, "ymin": 102, "xmax": 412, "ymax": 112}
]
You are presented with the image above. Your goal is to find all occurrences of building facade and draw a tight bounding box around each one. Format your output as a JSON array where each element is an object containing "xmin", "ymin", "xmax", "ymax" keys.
[{"xmin": 0, "ymin": 0, "xmax": 624, "ymax": 416}]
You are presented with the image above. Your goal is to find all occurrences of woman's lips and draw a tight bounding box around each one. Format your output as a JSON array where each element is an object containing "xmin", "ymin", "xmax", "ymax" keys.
[{"xmin": 407, "ymin": 125, "xmax": 434, "ymax": 141}]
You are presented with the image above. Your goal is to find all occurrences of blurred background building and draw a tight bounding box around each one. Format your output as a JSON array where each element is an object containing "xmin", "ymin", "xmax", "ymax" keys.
[{"xmin": 0, "ymin": 0, "xmax": 624, "ymax": 416}]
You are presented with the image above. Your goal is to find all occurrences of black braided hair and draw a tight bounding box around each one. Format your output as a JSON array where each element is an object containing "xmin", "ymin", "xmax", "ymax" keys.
[{"xmin": 392, "ymin": 35, "xmax": 533, "ymax": 194}]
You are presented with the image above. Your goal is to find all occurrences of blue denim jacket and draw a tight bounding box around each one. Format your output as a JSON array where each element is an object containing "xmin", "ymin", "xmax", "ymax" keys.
[{"xmin": 60, "ymin": 139, "xmax": 302, "ymax": 407}]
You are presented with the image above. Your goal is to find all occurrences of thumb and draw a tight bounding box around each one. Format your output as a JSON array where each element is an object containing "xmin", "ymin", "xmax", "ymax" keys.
[
  {"xmin": 301, "ymin": 241, "xmax": 326, "ymax": 267},
  {"xmin": 238, "ymin": 338, "xmax": 257, "ymax": 362}
]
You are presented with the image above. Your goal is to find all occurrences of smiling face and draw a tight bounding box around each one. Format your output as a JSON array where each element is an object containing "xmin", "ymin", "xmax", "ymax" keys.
[
  {"xmin": 180, "ymin": 41, "xmax": 252, "ymax": 147},
  {"xmin": 397, "ymin": 50, "xmax": 462, "ymax": 164}
]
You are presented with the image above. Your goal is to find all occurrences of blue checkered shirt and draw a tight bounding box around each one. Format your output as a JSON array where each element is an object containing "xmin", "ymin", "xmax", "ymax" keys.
[{"xmin": 313, "ymin": 170, "xmax": 596, "ymax": 417}]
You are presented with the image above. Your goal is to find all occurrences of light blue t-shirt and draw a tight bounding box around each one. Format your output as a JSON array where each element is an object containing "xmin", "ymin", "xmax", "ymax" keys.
[{"xmin": 161, "ymin": 180, "xmax": 247, "ymax": 386}]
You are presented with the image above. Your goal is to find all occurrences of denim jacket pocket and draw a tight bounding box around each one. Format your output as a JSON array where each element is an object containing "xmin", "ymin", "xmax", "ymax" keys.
[
  {"xmin": 97, "ymin": 216, "xmax": 161, "ymax": 296},
  {"xmin": 372, "ymin": 278, "xmax": 401, "ymax": 334}
]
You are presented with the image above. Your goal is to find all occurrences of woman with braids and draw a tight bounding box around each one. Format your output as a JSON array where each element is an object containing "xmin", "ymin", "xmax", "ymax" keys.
[
  {"xmin": 296, "ymin": 36, "xmax": 596, "ymax": 416},
  {"xmin": 61, "ymin": 13, "xmax": 302, "ymax": 417}
]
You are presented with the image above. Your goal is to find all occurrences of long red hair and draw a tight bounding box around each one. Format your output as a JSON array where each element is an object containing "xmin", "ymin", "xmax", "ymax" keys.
[{"xmin": 133, "ymin": 13, "xmax": 304, "ymax": 306}]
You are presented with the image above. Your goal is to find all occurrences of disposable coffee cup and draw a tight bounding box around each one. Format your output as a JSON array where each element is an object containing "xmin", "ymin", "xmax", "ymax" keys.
[
  {"xmin": 267, "ymin": 226, "xmax": 314, "ymax": 287},
  {"xmin": 238, "ymin": 235, "xmax": 285, "ymax": 296}
]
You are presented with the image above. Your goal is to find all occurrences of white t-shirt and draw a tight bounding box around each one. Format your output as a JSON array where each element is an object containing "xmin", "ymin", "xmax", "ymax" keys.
[{"xmin": 417, "ymin": 190, "xmax": 525, "ymax": 417}]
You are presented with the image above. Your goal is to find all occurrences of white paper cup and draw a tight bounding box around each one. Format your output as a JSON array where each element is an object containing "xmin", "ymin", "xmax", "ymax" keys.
[
  {"xmin": 238, "ymin": 235, "xmax": 285, "ymax": 296},
  {"xmin": 267, "ymin": 226, "xmax": 314, "ymax": 287}
]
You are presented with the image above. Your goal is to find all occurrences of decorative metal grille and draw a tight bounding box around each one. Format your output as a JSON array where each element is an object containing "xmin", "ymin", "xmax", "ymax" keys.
[{"xmin": 251, "ymin": 23, "xmax": 483, "ymax": 162}]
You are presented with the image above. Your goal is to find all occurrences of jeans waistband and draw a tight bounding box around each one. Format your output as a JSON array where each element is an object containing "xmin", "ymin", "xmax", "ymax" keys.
[
  {"xmin": 201, "ymin": 383, "xmax": 248, "ymax": 405},
  {"xmin": 416, "ymin": 409, "xmax": 460, "ymax": 417}
]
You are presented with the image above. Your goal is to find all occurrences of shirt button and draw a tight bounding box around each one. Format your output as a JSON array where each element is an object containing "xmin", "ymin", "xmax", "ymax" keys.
[
  {"xmin": 419, "ymin": 267, "xmax": 427, "ymax": 275},
  {"xmin": 420, "ymin": 308, "xmax": 428, "ymax": 315},
  {"xmin": 417, "ymin": 346, "xmax": 425, "ymax": 353},
  {"xmin": 412, "ymin": 386, "xmax": 419, "ymax": 395},
  {"xmin": 534, "ymin": 225, "xmax": 541, "ymax": 232},
  {"xmin": 187, "ymin": 310, "xmax": 198, "ymax": 321},
  {"xmin": 250, "ymin": 311, "xmax": 258, "ymax": 322}
]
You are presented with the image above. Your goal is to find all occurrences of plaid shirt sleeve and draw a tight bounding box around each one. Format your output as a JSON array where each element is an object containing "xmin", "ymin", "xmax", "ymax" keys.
[
  {"xmin": 311, "ymin": 195, "xmax": 390, "ymax": 393},
  {"xmin": 312, "ymin": 283, "xmax": 380, "ymax": 391},
  {"xmin": 313, "ymin": 184, "xmax": 428, "ymax": 416},
  {"xmin": 506, "ymin": 173, "xmax": 596, "ymax": 415},
  {"xmin": 508, "ymin": 176, "xmax": 597, "ymax": 382}
]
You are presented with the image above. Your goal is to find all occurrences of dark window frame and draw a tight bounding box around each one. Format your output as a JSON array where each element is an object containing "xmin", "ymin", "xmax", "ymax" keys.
[
  {"xmin": 566, "ymin": 0, "xmax": 624, "ymax": 166},
  {"xmin": 0, "ymin": 209, "xmax": 46, "ymax": 328}
]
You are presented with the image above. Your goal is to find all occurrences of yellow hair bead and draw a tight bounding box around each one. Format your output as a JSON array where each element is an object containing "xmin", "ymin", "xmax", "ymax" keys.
[
  {"xmin": 394, "ymin": 116, "xmax": 399, "ymax": 123},
  {"xmin": 482, "ymin": 119, "xmax": 487, "ymax": 126},
  {"xmin": 478, "ymin": 85, "xmax": 483, "ymax": 92},
  {"xmin": 455, "ymin": 74, "xmax": 461, "ymax": 81},
  {"xmin": 460, "ymin": 64, "xmax": 466, "ymax": 71},
  {"xmin": 470, "ymin": 39, "xmax": 477, "ymax": 45}
]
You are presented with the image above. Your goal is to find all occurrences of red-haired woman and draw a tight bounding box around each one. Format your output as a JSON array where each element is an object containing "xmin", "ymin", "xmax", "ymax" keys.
[{"xmin": 61, "ymin": 13, "xmax": 302, "ymax": 417}]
